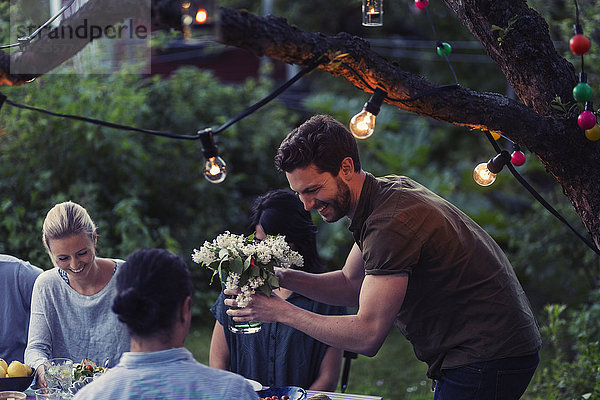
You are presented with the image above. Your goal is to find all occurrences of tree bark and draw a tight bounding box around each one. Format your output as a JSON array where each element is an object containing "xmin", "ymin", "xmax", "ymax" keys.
[{"xmin": 1, "ymin": 0, "xmax": 599, "ymax": 250}]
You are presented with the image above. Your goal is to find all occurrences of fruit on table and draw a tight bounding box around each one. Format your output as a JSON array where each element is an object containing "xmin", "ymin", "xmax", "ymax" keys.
[
  {"xmin": 6, "ymin": 360, "xmax": 32, "ymax": 377},
  {"xmin": 0, "ymin": 359, "xmax": 7, "ymax": 373}
]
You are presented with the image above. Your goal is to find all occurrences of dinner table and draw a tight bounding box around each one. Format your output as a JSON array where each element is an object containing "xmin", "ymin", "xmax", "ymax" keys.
[
  {"xmin": 21, "ymin": 388, "xmax": 384, "ymax": 400},
  {"xmin": 306, "ymin": 389, "xmax": 383, "ymax": 400}
]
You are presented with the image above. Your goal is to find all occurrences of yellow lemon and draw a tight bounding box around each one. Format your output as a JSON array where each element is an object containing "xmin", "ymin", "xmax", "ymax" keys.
[
  {"xmin": 0, "ymin": 364, "xmax": 6, "ymax": 378},
  {"xmin": 7, "ymin": 360, "xmax": 29, "ymax": 377},
  {"xmin": 0, "ymin": 359, "xmax": 7, "ymax": 373}
]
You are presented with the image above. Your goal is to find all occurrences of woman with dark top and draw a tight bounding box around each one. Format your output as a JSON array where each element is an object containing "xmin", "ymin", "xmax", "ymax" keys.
[
  {"xmin": 73, "ymin": 248, "xmax": 257, "ymax": 400},
  {"xmin": 210, "ymin": 189, "xmax": 346, "ymax": 390}
]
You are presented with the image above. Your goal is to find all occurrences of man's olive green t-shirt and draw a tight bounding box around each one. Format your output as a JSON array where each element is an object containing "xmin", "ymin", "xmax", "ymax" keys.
[{"xmin": 348, "ymin": 173, "xmax": 541, "ymax": 379}]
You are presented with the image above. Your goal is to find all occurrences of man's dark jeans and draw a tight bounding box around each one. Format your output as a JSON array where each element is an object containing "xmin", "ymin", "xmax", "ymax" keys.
[{"xmin": 433, "ymin": 353, "xmax": 539, "ymax": 400}]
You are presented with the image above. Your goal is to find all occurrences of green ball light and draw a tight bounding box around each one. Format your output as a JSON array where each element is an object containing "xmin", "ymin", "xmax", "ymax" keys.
[
  {"xmin": 436, "ymin": 42, "xmax": 452, "ymax": 57},
  {"xmin": 573, "ymin": 82, "xmax": 593, "ymax": 103}
]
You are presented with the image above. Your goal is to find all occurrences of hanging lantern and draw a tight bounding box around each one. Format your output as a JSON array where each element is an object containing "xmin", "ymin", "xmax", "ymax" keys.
[{"xmin": 362, "ymin": 0, "xmax": 383, "ymax": 26}]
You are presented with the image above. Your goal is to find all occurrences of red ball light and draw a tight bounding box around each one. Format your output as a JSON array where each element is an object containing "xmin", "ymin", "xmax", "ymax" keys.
[
  {"xmin": 415, "ymin": 0, "xmax": 428, "ymax": 10},
  {"xmin": 570, "ymin": 34, "xmax": 591, "ymax": 55},
  {"xmin": 511, "ymin": 151, "xmax": 526, "ymax": 166},
  {"xmin": 578, "ymin": 110, "xmax": 597, "ymax": 130}
]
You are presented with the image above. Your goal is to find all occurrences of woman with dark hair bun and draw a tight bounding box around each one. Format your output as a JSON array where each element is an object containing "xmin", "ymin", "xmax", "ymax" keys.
[
  {"xmin": 210, "ymin": 190, "xmax": 346, "ymax": 391},
  {"xmin": 73, "ymin": 248, "xmax": 257, "ymax": 400}
]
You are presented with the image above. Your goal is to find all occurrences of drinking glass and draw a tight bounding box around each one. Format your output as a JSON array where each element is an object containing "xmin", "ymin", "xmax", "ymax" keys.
[
  {"xmin": 43, "ymin": 358, "xmax": 73, "ymax": 393},
  {"xmin": 35, "ymin": 388, "xmax": 59, "ymax": 400}
]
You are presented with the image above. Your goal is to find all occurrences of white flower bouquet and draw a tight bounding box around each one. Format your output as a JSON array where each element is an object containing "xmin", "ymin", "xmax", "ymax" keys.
[{"xmin": 192, "ymin": 231, "xmax": 303, "ymax": 308}]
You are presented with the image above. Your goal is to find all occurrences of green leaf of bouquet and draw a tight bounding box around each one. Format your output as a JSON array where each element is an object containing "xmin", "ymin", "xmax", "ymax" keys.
[
  {"xmin": 268, "ymin": 274, "xmax": 279, "ymax": 288},
  {"xmin": 257, "ymin": 285, "xmax": 271, "ymax": 296},
  {"xmin": 243, "ymin": 256, "xmax": 252, "ymax": 272},
  {"xmin": 210, "ymin": 268, "xmax": 219, "ymax": 285},
  {"xmin": 219, "ymin": 248, "xmax": 229, "ymax": 259},
  {"xmin": 230, "ymin": 256, "xmax": 244, "ymax": 274}
]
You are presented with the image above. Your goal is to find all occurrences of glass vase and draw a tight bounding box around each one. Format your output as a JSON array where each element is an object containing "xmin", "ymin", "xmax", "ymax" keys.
[
  {"xmin": 228, "ymin": 314, "xmax": 262, "ymax": 334},
  {"xmin": 226, "ymin": 296, "xmax": 262, "ymax": 334}
]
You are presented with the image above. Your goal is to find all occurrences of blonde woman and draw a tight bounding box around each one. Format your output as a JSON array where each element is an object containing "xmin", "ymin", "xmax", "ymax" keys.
[{"xmin": 25, "ymin": 201, "xmax": 129, "ymax": 387}]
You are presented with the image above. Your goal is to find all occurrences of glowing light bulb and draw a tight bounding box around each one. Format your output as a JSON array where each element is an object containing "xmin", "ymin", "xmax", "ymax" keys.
[
  {"xmin": 203, "ymin": 156, "xmax": 227, "ymax": 183},
  {"xmin": 196, "ymin": 9, "xmax": 208, "ymax": 24},
  {"xmin": 350, "ymin": 110, "xmax": 376, "ymax": 139},
  {"xmin": 473, "ymin": 163, "xmax": 497, "ymax": 186},
  {"xmin": 349, "ymin": 87, "xmax": 387, "ymax": 140},
  {"xmin": 473, "ymin": 151, "xmax": 511, "ymax": 187}
]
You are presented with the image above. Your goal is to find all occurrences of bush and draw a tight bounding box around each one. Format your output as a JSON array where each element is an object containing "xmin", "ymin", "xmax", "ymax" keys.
[{"xmin": 527, "ymin": 289, "xmax": 600, "ymax": 399}]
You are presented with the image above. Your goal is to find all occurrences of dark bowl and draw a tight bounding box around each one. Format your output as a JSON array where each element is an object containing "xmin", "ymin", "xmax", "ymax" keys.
[
  {"xmin": 0, "ymin": 374, "xmax": 34, "ymax": 392},
  {"xmin": 257, "ymin": 386, "xmax": 307, "ymax": 400}
]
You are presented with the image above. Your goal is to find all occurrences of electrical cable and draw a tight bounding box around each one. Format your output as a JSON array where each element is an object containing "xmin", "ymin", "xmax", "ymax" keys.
[
  {"xmin": 3, "ymin": 97, "xmax": 200, "ymax": 140},
  {"xmin": 484, "ymin": 131, "xmax": 600, "ymax": 260},
  {"xmin": 213, "ymin": 56, "xmax": 323, "ymax": 134},
  {"xmin": 0, "ymin": 56, "xmax": 323, "ymax": 140},
  {"xmin": 424, "ymin": 7, "xmax": 459, "ymax": 85}
]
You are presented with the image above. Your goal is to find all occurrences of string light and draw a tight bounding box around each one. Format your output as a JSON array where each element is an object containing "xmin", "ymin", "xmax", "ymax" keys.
[
  {"xmin": 473, "ymin": 151, "xmax": 511, "ymax": 187},
  {"xmin": 578, "ymin": 102, "xmax": 596, "ymax": 130},
  {"xmin": 510, "ymin": 144, "xmax": 526, "ymax": 166},
  {"xmin": 568, "ymin": 3, "xmax": 597, "ymax": 139},
  {"xmin": 436, "ymin": 42, "xmax": 452, "ymax": 57},
  {"xmin": 199, "ymin": 128, "xmax": 227, "ymax": 184},
  {"xmin": 585, "ymin": 124, "xmax": 600, "ymax": 141},
  {"xmin": 569, "ymin": 25, "xmax": 591, "ymax": 55},
  {"xmin": 349, "ymin": 87, "xmax": 387, "ymax": 139},
  {"xmin": 362, "ymin": 0, "xmax": 383, "ymax": 27},
  {"xmin": 573, "ymin": 73, "xmax": 592, "ymax": 103},
  {"xmin": 414, "ymin": 0, "xmax": 428, "ymax": 10}
]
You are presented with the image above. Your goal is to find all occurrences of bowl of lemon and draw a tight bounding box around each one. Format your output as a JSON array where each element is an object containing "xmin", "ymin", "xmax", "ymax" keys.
[{"xmin": 0, "ymin": 359, "xmax": 34, "ymax": 392}]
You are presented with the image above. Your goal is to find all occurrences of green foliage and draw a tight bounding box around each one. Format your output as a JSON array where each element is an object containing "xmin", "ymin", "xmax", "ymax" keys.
[
  {"xmin": 0, "ymin": 67, "xmax": 295, "ymax": 319},
  {"xmin": 2, "ymin": 1, "xmax": 600, "ymax": 396},
  {"xmin": 527, "ymin": 290, "xmax": 600, "ymax": 399}
]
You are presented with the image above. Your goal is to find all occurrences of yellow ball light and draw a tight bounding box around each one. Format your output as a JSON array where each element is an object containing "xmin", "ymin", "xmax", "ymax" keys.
[{"xmin": 585, "ymin": 124, "xmax": 600, "ymax": 141}]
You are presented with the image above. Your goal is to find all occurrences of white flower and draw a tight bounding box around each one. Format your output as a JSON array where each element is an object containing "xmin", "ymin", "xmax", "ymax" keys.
[
  {"xmin": 191, "ymin": 243, "xmax": 216, "ymax": 266},
  {"xmin": 225, "ymin": 273, "xmax": 240, "ymax": 290},
  {"xmin": 191, "ymin": 231, "xmax": 304, "ymax": 302},
  {"xmin": 248, "ymin": 276, "xmax": 265, "ymax": 289},
  {"xmin": 236, "ymin": 284, "xmax": 255, "ymax": 308}
]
